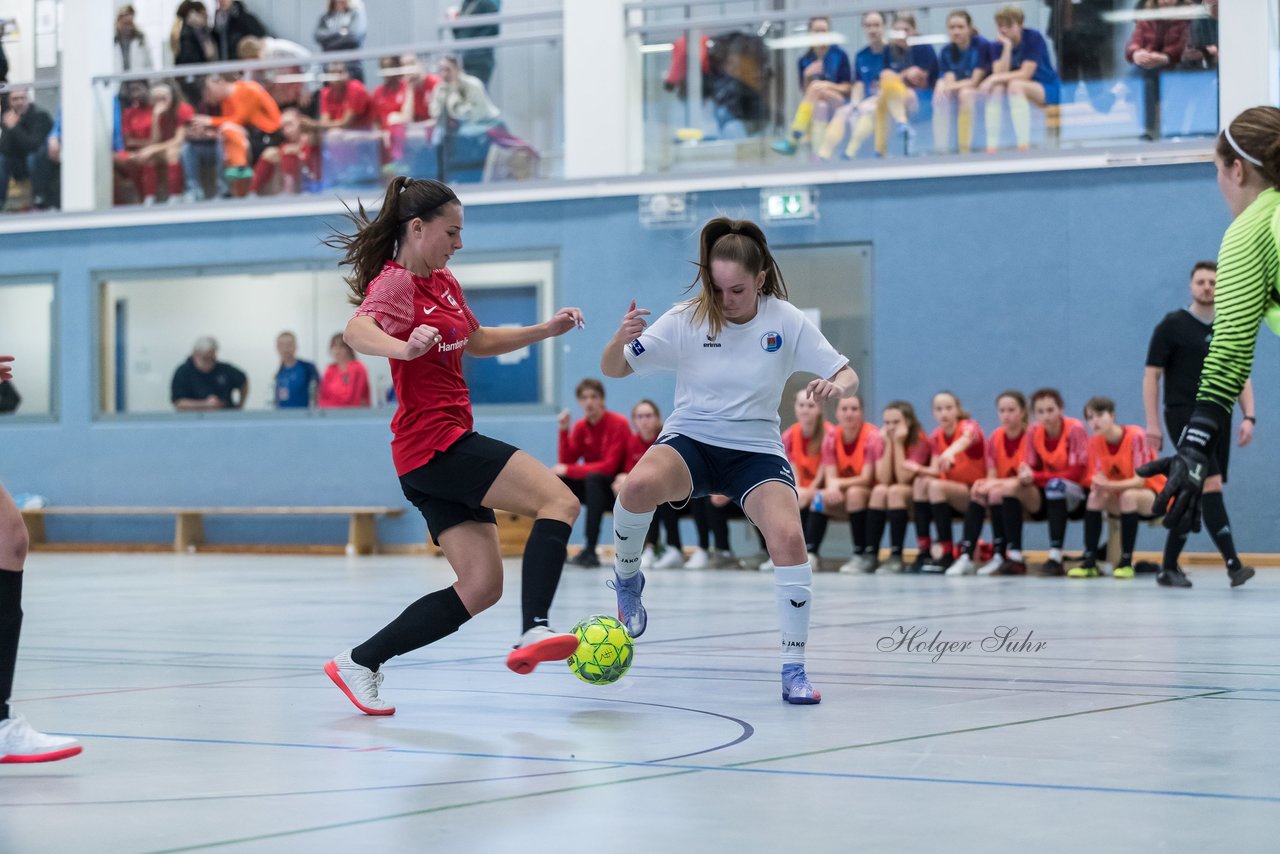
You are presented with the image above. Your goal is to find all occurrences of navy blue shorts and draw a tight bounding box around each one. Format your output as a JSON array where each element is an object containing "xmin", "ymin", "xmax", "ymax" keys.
[{"xmin": 655, "ymin": 433, "xmax": 796, "ymax": 514}]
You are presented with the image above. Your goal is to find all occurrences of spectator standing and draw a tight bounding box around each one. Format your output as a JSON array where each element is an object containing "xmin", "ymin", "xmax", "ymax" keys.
[
  {"xmin": 273, "ymin": 331, "xmax": 320, "ymax": 409},
  {"xmin": 0, "ymin": 88, "xmax": 54, "ymax": 212},
  {"xmin": 1181, "ymin": 0, "xmax": 1217, "ymax": 69},
  {"xmin": 174, "ymin": 2, "xmax": 218, "ymax": 105},
  {"xmin": 1045, "ymin": 0, "xmax": 1118, "ymax": 115},
  {"xmin": 171, "ymin": 336, "xmax": 248, "ymax": 410},
  {"xmin": 213, "ymin": 0, "xmax": 268, "ymax": 62},
  {"xmin": 114, "ymin": 5, "xmax": 153, "ymax": 73},
  {"xmin": 317, "ymin": 332, "xmax": 370, "ymax": 408},
  {"xmin": 554, "ymin": 378, "xmax": 631, "ymax": 568},
  {"xmin": 451, "ymin": 0, "xmax": 500, "ymax": 87},
  {"xmin": 315, "ymin": 0, "xmax": 368, "ymax": 82}
]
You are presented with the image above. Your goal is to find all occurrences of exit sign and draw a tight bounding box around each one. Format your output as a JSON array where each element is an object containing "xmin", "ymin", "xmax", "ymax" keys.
[{"xmin": 761, "ymin": 187, "xmax": 817, "ymax": 223}]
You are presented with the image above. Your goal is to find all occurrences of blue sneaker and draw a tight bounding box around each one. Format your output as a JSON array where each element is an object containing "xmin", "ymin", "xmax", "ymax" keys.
[
  {"xmin": 771, "ymin": 138, "xmax": 798, "ymax": 156},
  {"xmin": 781, "ymin": 663, "xmax": 821, "ymax": 705},
  {"xmin": 607, "ymin": 571, "xmax": 647, "ymax": 638}
]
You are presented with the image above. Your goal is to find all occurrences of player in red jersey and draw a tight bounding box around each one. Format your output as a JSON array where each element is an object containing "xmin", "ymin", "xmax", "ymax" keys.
[
  {"xmin": 0, "ymin": 355, "xmax": 82, "ymax": 763},
  {"xmin": 864, "ymin": 400, "xmax": 931, "ymax": 573},
  {"xmin": 818, "ymin": 394, "xmax": 879, "ymax": 574},
  {"xmin": 966, "ymin": 391, "xmax": 1030, "ymax": 575},
  {"xmin": 917, "ymin": 391, "xmax": 986, "ymax": 573},
  {"xmin": 780, "ymin": 389, "xmax": 835, "ymax": 569},
  {"xmin": 321, "ymin": 178, "xmax": 585, "ymax": 716}
]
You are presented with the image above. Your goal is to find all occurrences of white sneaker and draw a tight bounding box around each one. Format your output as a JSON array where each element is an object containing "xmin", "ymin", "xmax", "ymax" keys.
[
  {"xmin": 655, "ymin": 547, "xmax": 685, "ymax": 569},
  {"xmin": 506, "ymin": 625, "xmax": 580, "ymax": 674},
  {"xmin": 976, "ymin": 556, "xmax": 1005, "ymax": 576},
  {"xmin": 684, "ymin": 547, "xmax": 709, "ymax": 569},
  {"xmin": 710, "ymin": 549, "xmax": 737, "ymax": 569},
  {"xmin": 325, "ymin": 650, "xmax": 396, "ymax": 716},
  {"xmin": 758, "ymin": 557, "xmax": 775, "ymax": 572},
  {"xmin": 807, "ymin": 552, "xmax": 822, "ymax": 571},
  {"xmin": 639, "ymin": 546, "xmax": 657, "ymax": 569},
  {"xmin": 839, "ymin": 557, "xmax": 861, "ymax": 574},
  {"xmin": 947, "ymin": 555, "xmax": 977, "ymax": 576},
  {"xmin": 0, "ymin": 714, "xmax": 82, "ymax": 763}
]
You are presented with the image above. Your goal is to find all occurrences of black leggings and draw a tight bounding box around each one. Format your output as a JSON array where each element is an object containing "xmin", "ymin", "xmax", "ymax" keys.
[{"xmin": 561, "ymin": 473, "xmax": 613, "ymax": 551}]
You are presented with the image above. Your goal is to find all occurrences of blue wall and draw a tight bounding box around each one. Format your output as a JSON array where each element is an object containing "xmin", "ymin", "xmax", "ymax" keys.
[{"xmin": 5, "ymin": 162, "xmax": 1278, "ymax": 551}]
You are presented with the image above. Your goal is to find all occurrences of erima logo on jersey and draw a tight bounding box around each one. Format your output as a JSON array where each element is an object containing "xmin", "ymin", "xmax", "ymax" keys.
[
  {"xmin": 703, "ymin": 339, "xmax": 722, "ymax": 348},
  {"xmin": 629, "ymin": 340, "xmax": 645, "ymax": 356},
  {"xmin": 790, "ymin": 599, "xmax": 807, "ymax": 608},
  {"xmin": 761, "ymin": 331, "xmax": 782, "ymax": 352}
]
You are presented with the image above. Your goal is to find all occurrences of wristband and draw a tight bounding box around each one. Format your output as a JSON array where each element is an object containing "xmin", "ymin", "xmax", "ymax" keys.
[{"xmin": 1244, "ymin": 416, "xmax": 1257, "ymax": 424}]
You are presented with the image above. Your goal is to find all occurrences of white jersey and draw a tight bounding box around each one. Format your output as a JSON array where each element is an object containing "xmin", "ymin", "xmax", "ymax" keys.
[{"xmin": 623, "ymin": 295, "xmax": 849, "ymax": 458}]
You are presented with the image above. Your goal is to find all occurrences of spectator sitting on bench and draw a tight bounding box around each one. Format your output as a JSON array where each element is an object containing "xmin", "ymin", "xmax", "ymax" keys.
[
  {"xmin": 1126, "ymin": 0, "xmax": 1189, "ymax": 140},
  {"xmin": 172, "ymin": 336, "xmax": 248, "ymax": 411},
  {"xmin": 193, "ymin": 74, "xmax": 283, "ymax": 195},
  {"xmin": 319, "ymin": 61, "xmax": 373, "ymax": 131},
  {"xmin": 430, "ymin": 54, "xmax": 500, "ymax": 128},
  {"xmin": 554, "ymin": 377, "xmax": 631, "ymax": 568}
]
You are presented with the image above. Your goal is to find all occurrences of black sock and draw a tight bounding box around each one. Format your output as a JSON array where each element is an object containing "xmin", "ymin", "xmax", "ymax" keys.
[
  {"xmin": 866, "ymin": 508, "xmax": 888, "ymax": 556},
  {"xmin": 913, "ymin": 500, "xmax": 932, "ymax": 542},
  {"xmin": 1082, "ymin": 510, "xmax": 1103, "ymax": 562},
  {"xmin": 521, "ymin": 518, "xmax": 571, "ymax": 633},
  {"xmin": 710, "ymin": 505, "xmax": 730, "ymax": 552},
  {"xmin": 352, "ymin": 585, "xmax": 472, "ymax": 671},
  {"xmin": 989, "ymin": 507, "xmax": 1006, "ymax": 556},
  {"xmin": 1201, "ymin": 492, "xmax": 1242, "ymax": 571},
  {"xmin": 931, "ymin": 502, "xmax": 954, "ymax": 550},
  {"xmin": 850, "ymin": 510, "xmax": 868, "ymax": 555},
  {"xmin": 888, "ymin": 508, "xmax": 909, "ymax": 556},
  {"xmin": 661, "ymin": 506, "xmax": 683, "ymax": 551},
  {"xmin": 1162, "ymin": 531, "xmax": 1188, "ymax": 572},
  {"xmin": 1001, "ymin": 497, "xmax": 1024, "ymax": 553},
  {"xmin": 805, "ymin": 511, "xmax": 828, "ymax": 554},
  {"xmin": 960, "ymin": 503, "xmax": 985, "ymax": 556},
  {"xmin": 645, "ymin": 516, "xmax": 661, "ymax": 547},
  {"xmin": 0, "ymin": 570, "xmax": 22, "ymax": 721},
  {"xmin": 1046, "ymin": 498, "xmax": 1068, "ymax": 549},
  {"xmin": 1120, "ymin": 512, "xmax": 1139, "ymax": 567},
  {"xmin": 691, "ymin": 498, "xmax": 712, "ymax": 551}
]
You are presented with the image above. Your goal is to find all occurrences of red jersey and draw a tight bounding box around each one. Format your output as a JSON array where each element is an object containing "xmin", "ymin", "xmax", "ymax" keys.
[
  {"xmin": 1025, "ymin": 417, "xmax": 1089, "ymax": 486},
  {"xmin": 783, "ymin": 422, "xmax": 835, "ymax": 488},
  {"xmin": 121, "ymin": 105, "xmax": 153, "ymax": 146},
  {"xmin": 321, "ymin": 79, "xmax": 372, "ymax": 129},
  {"xmin": 623, "ymin": 432, "xmax": 656, "ymax": 474},
  {"xmin": 371, "ymin": 81, "xmax": 409, "ymax": 128},
  {"xmin": 985, "ymin": 426, "xmax": 1028, "ymax": 478},
  {"xmin": 353, "ymin": 261, "xmax": 479, "ymax": 476},
  {"xmin": 412, "ymin": 74, "xmax": 442, "ymax": 120},
  {"xmin": 1086, "ymin": 425, "xmax": 1167, "ymax": 493},
  {"xmin": 930, "ymin": 419, "xmax": 986, "ymax": 484},
  {"xmin": 559, "ymin": 410, "xmax": 632, "ymax": 479},
  {"xmin": 317, "ymin": 361, "xmax": 370, "ymax": 408},
  {"xmin": 821, "ymin": 421, "xmax": 879, "ymax": 479}
]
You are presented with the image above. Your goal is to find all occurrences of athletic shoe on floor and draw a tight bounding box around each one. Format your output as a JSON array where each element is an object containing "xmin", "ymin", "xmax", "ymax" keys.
[
  {"xmin": 1157, "ymin": 566, "xmax": 1193, "ymax": 588},
  {"xmin": 1113, "ymin": 565, "xmax": 1135, "ymax": 580},
  {"xmin": 878, "ymin": 555, "xmax": 906, "ymax": 574},
  {"xmin": 1067, "ymin": 564, "xmax": 1100, "ymax": 579},
  {"xmin": 838, "ymin": 557, "xmax": 860, "ymax": 574},
  {"xmin": 781, "ymin": 663, "xmax": 821, "ymax": 705},
  {"xmin": 505, "ymin": 626, "xmax": 580, "ymax": 674},
  {"xmin": 654, "ymin": 547, "xmax": 685, "ymax": 569},
  {"xmin": 684, "ymin": 547, "xmax": 709, "ymax": 569},
  {"xmin": 976, "ymin": 555, "xmax": 1005, "ymax": 576},
  {"xmin": 808, "ymin": 552, "xmax": 823, "ymax": 571},
  {"xmin": 0, "ymin": 714, "xmax": 81, "ymax": 763},
  {"xmin": 709, "ymin": 549, "xmax": 737, "ymax": 569},
  {"xmin": 1037, "ymin": 559, "xmax": 1066, "ymax": 577},
  {"xmin": 608, "ymin": 570, "xmax": 647, "ymax": 638},
  {"xmin": 1229, "ymin": 565, "xmax": 1256, "ymax": 588},
  {"xmin": 757, "ymin": 557, "xmax": 775, "ymax": 572},
  {"xmin": 570, "ymin": 549, "xmax": 600, "ymax": 568},
  {"xmin": 994, "ymin": 559, "xmax": 1027, "ymax": 575},
  {"xmin": 923, "ymin": 553, "xmax": 952, "ymax": 574},
  {"xmin": 325, "ymin": 650, "xmax": 396, "ymax": 716},
  {"xmin": 908, "ymin": 552, "xmax": 930, "ymax": 573},
  {"xmin": 639, "ymin": 546, "xmax": 656, "ymax": 569},
  {"xmin": 946, "ymin": 555, "xmax": 977, "ymax": 576},
  {"xmin": 858, "ymin": 553, "xmax": 881, "ymax": 573}
]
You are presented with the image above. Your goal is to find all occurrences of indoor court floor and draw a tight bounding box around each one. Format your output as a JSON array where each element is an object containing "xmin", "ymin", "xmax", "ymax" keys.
[{"xmin": 2, "ymin": 553, "xmax": 1278, "ymax": 853}]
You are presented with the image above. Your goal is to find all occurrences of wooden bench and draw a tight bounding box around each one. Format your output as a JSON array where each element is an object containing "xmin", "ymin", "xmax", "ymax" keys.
[{"xmin": 21, "ymin": 506, "xmax": 403, "ymax": 555}]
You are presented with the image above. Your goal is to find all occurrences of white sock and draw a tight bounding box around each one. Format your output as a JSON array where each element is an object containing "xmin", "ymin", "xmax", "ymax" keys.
[
  {"xmin": 775, "ymin": 562, "xmax": 812, "ymax": 666},
  {"xmin": 1049, "ymin": 547, "xmax": 1063, "ymax": 562},
  {"xmin": 1007, "ymin": 548, "xmax": 1024, "ymax": 561},
  {"xmin": 612, "ymin": 498, "xmax": 655, "ymax": 579}
]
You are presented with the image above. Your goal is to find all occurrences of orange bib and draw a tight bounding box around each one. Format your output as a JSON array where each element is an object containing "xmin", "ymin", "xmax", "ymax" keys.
[
  {"xmin": 990, "ymin": 426, "xmax": 1027, "ymax": 478},
  {"xmin": 785, "ymin": 423, "xmax": 827, "ymax": 488},
  {"xmin": 1089, "ymin": 425, "xmax": 1167, "ymax": 493},
  {"xmin": 833, "ymin": 421, "xmax": 878, "ymax": 478},
  {"xmin": 932, "ymin": 420, "xmax": 986, "ymax": 484},
  {"xmin": 1032, "ymin": 417, "xmax": 1083, "ymax": 472}
]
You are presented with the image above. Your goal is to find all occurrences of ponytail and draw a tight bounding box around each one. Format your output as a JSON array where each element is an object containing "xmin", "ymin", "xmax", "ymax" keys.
[
  {"xmin": 687, "ymin": 216, "xmax": 788, "ymax": 338},
  {"xmin": 323, "ymin": 176, "xmax": 460, "ymax": 306}
]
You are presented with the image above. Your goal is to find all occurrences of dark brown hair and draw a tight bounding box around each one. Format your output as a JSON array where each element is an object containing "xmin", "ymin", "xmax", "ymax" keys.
[
  {"xmin": 325, "ymin": 177, "xmax": 460, "ymax": 306},
  {"xmin": 1030, "ymin": 387, "xmax": 1064, "ymax": 410},
  {"xmin": 575, "ymin": 377, "xmax": 605, "ymax": 399},
  {"xmin": 1216, "ymin": 106, "xmax": 1280, "ymax": 189},
  {"xmin": 1083, "ymin": 395, "xmax": 1116, "ymax": 417},
  {"xmin": 885, "ymin": 399, "xmax": 925, "ymax": 452},
  {"xmin": 631, "ymin": 398, "xmax": 661, "ymax": 421},
  {"xmin": 689, "ymin": 217, "xmax": 787, "ymax": 338},
  {"xmin": 1191, "ymin": 260, "xmax": 1217, "ymax": 277},
  {"xmin": 996, "ymin": 389, "xmax": 1029, "ymax": 428}
]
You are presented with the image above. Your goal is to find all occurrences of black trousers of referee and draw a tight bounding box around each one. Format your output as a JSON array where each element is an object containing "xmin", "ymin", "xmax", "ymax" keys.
[{"xmin": 560, "ymin": 473, "xmax": 613, "ymax": 552}]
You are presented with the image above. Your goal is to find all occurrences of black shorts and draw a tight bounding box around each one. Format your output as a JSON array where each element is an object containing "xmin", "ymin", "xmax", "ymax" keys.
[
  {"xmin": 248, "ymin": 126, "xmax": 285, "ymax": 164},
  {"xmin": 656, "ymin": 433, "xmax": 796, "ymax": 518},
  {"xmin": 1165, "ymin": 408, "xmax": 1228, "ymax": 482},
  {"xmin": 1029, "ymin": 481, "xmax": 1088, "ymax": 521},
  {"xmin": 399, "ymin": 432, "xmax": 518, "ymax": 545}
]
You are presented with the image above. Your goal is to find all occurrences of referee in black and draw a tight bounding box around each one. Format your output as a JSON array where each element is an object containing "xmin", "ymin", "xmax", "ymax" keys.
[{"xmin": 1143, "ymin": 261, "xmax": 1256, "ymax": 587}]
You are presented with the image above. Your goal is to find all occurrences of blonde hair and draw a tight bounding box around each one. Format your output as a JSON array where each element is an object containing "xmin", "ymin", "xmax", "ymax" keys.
[{"xmin": 994, "ymin": 5, "xmax": 1025, "ymax": 26}]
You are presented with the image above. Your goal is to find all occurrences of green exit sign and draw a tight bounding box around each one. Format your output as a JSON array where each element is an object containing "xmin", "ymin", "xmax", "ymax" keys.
[{"xmin": 762, "ymin": 187, "xmax": 817, "ymax": 223}]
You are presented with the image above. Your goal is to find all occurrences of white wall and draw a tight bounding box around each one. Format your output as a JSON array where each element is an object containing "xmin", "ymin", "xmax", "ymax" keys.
[
  {"xmin": 0, "ymin": 0, "xmax": 35, "ymax": 80},
  {"xmin": 0, "ymin": 281, "xmax": 52, "ymax": 414}
]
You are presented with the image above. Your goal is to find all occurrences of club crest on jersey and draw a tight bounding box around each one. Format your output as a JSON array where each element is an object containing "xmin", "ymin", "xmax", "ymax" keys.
[
  {"xmin": 446, "ymin": 292, "xmax": 459, "ymax": 308},
  {"xmin": 760, "ymin": 331, "xmax": 782, "ymax": 352}
]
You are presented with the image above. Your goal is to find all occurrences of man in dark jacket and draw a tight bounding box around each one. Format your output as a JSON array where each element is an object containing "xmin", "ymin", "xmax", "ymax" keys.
[
  {"xmin": 0, "ymin": 88, "xmax": 53, "ymax": 211},
  {"xmin": 213, "ymin": 0, "xmax": 268, "ymax": 61},
  {"xmin": 453, "ymin": 0, "xmax": 500, "ymax": 86}
]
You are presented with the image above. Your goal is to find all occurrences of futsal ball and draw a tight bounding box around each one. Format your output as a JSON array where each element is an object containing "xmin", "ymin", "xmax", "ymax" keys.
[{"xmin": 567, "ymin": 615, "xmax": 634, "ymax": 685}]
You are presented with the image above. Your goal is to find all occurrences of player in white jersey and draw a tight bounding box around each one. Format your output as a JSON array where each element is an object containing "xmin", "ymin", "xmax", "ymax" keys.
[{"xmin": 601, "ymin": 217, "xmax": 858, "ymax": 704}]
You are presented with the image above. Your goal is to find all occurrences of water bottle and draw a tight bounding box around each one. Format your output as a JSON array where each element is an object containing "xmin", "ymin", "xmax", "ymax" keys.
[{"xmin": 812, "ymin": 491, "xmax": 824, "ymax": 513}]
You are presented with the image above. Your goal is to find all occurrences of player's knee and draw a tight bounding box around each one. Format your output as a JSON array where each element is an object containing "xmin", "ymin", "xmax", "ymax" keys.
[
  {"xmin": 459, "ymin": 575, "xmax": 502, "ymax": 613},
  {"xmin": 542, "ymin": 484, "xmax": 581, "ymax": 526},
  {"xmin": 0, "ymin": 519, "xmax": 28, "ymax": 570},
  {"xmin": 1119, "ymin": 491, "xmax": 1140, "ymax": 514},
  {"xmin": 958, "ymin": 89, "xmax": 977, "ymax": 108},
  {"xmin": 927, "ymin": 480, "xmax": 947, "ymax": 503}
]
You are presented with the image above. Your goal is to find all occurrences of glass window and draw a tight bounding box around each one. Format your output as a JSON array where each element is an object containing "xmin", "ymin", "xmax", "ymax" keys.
[{"xmin": 0, "ymin": 280, "xmax": 55, "ymax": 417}]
